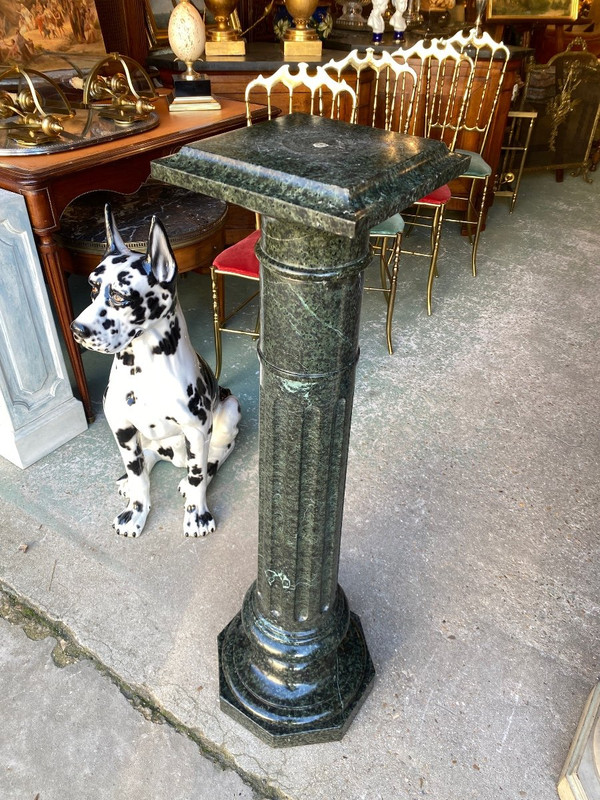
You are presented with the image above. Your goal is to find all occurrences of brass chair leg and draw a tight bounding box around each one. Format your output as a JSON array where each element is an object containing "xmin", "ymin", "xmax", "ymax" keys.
[
  {"xmin": 466, "ymin": 181, "xmax": 477, "ymax": 246},
  {"xmin": 472, "ymin": 175, "xmax": 490, "ymax": 277},
  {"xmin": 210, "ymin": 266, "xmax": 223, "ymax": 380},
  {"xmin": 385, "ymin": 232, "xmax": 402, "ymax": 354},
  {"xmin": 426, "ymin": 205, "xmax": 445, "ymax": 316},
  {"xmin": 379, "ymin": 236, "xmax": 391, "ymax": 301}
]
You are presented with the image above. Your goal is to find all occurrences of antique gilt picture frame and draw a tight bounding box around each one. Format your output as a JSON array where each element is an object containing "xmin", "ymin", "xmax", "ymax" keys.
[
  {"xmin": 144, "ymin": 0, "xmax": 177, "ymax": 47},
  {"xmin": 487, "ymin": 0, "xmax": 579, "ymax": 21}
]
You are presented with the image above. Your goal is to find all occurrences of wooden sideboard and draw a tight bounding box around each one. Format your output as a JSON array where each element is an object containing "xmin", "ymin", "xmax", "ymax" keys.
[{"xmin": 0, "ymin": 97, "xmax": 267, "ymax": 421}]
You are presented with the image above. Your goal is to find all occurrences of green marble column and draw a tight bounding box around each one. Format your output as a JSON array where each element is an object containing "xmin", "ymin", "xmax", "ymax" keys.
[{"xmin": 152, "ymin": 113, "xmax": 468, "ymax": 746}]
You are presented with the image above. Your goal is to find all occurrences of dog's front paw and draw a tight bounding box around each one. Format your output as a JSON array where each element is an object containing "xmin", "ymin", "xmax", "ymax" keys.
[
  {"xmin": 183, "ymin": 504, "xmax": 215, "ymax": 537},
  {"xmin": 112, "ymin": 501, "xmax": 149, "ymax": 538}
]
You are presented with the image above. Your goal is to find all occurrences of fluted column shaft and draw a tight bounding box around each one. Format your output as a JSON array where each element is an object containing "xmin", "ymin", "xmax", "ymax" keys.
[{"xmin": 217, "ymin": 219, "xmax": 375, "ymax": 746}]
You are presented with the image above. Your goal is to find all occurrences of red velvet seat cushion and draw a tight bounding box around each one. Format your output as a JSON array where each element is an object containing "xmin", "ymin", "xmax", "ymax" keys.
[
  {"xmin": 212, "ymin": 229, "xmax": 261, "ymax": 277},
  {"xmin": 416, "ymin": 184, "xmax": 451, "ymax": 206}
]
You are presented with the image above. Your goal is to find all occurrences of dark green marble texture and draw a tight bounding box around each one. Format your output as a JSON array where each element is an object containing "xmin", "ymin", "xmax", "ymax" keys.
[
  {"xmin": 153, "ymin": 114, "xmax": 466, "ymax": 746},
  {"xmin": 151, "ymin": 113, "xmax": 469, "ymax": 238}
]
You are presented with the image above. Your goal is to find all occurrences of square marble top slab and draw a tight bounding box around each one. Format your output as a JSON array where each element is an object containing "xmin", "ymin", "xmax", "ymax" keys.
[{"xmin": 152, "ymin": 113, "xmax": 469, "ymax": 237}]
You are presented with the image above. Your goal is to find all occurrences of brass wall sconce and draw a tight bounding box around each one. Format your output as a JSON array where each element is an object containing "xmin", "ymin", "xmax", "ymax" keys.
[
  {"xmin": 0, "ymin": 65, "xmax": 74, "ymax": 147},
  {"xmin": 83, "ymin": 53, "xmax": 157, "ymax": 125}
]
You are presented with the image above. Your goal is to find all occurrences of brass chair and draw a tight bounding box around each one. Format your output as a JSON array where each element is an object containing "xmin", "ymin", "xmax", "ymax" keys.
[
  {"xmin": 210, "ymin": 63, "xmax": 357, "ymax": 378},
  {"xmin": 323, "ymin": 48, "xmax": 418, "ymax": 352},
  {"xmin": 441, "ymin": 29, "xmax": 511, "ymax": 276},
  {"xmin": 392, "ymin": 37, "xmax": 476, "ymax": 312}
]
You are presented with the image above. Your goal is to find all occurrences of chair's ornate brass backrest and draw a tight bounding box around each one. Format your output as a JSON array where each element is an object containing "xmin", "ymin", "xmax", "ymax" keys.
[
  {"xmin": 392, "ymin": 37, "xmax": 475, "ymax": 151},
  {"xmin": 446, "ymin": 29, "xmax": 511, "ymax": 156},
  {"xmin": 322, "ymin": 48, "xmax": 418, "ymax": 135},
  {"xmin": 244, "ymin": 62, "xmax": 358, "ymax": 125}
]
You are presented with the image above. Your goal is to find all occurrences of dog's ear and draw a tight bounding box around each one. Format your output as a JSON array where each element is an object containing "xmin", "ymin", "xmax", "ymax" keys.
[
  {"xmin": 146, "ymin": 216, "xmax": 177, "ymax": 284},
  {"xmin": 104, "ymin": 204, "xmax": 128, "ymax": 254}
]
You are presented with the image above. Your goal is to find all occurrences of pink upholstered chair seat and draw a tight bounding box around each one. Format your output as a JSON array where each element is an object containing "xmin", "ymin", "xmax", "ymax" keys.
[{"xmin": 212, "ymin": 229, "xmax": 261, "ymax": 277}]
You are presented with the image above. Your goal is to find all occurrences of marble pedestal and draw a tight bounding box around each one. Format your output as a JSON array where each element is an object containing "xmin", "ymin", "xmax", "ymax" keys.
[
  {"xmin": 152, "ymin": 114, "xmax": 467, "ymax": 746},
  {"xmin": 0, "ymin": 190, "xmax": 87, "ymax": 469}
]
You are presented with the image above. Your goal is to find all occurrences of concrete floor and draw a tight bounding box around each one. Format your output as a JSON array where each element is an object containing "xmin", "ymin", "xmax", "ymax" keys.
[{"xmin": 0, "ymin": 169, "xmax": 599, "ymax": 800}]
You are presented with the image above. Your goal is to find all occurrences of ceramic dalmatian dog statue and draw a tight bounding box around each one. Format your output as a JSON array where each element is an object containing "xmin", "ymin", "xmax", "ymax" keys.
[{"xmin": 71, "ymin": 205, "xmax": 241, "ymax": 538}]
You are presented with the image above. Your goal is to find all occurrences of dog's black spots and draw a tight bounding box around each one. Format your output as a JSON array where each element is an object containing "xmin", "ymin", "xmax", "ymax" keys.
[
  {"xmin": 132, "ymin": 501, "xmax": 143, "ymax": 512},
  {"xmin": 130, "ymin": 256, "xmax": 148, "ymax": 274},
  {"xmin": 199, "ymin": 512, "xmax": 213, "ymax": 526},
  {"xmin": 117, "ymin": 270, "xmax": 134, "ymax": 286},
  {"xmin": 127, "ymin": 289, "xmax": 147, "ymax": 325},
  {"xmin": 126, "ymin": 392, "xmax": 136, "ymax": 406},
  {"xmin": 165, "ymin": 415, "xmax": 177, "ymax": 422},
  {"xmin": 128, "ymin": 455, "xmax": 144, "ymax": 476},
  {"xmin": 186, "ymin": 384, "xmax": 193, "ymax": 398},
  {"xmin": 208, "ymin": 425, "xmax": 213, "ymax": 436},
  {"xmin": 111, "ymin": 255, "xmax": 129, "ymax": 265},
  {"xmin": 116, "ymin": 425, "xmax": 137, "ymax": 447},
  {"xmin": 202, "ymin": 395, "xmax": 212, "ymax": 410},
  {"xmin": 188, "ymin": 475, "xmax": 203, "ymax": 487},
  {"xmin": 117, "ymin": 351, "xmax": 135, "ymax": 366},
  {"xmin": 158, "ymin": 446, "xmax": 174, "ymax": 459},
  {"xmin": 152, "ymin": 317, "xmax": 181, "ymax": 356},
  {"xmin": 187, "ymin": 377, "xmax": 209, "ymax": 423},
  {"xmin": 99, "ymin": 309, "xmax": 107, "ymax": 317},
  {"xmin": 185, "ymin": 440, "xmax": 195, "ymax": 460},
  {"xmin": 146, "ymin": 293, "xmax": 167, "ymax": 320},
  {"xmin": 117, "ymin": 509, "xmax": 133, "ymax": 524},
  {"xmin": 102, "ymin": 319, "xmax": 113, "ymax": 330},
  {"xmin": 219, "ymin": 386, "xmax": 232, "ymax": 401},
  {"xmin": 130, "ymin": 366, "xmax": 142, "ymax": 375},
  {"xmin": 207, "ymin": 461, "xmax": 219, "ymax": 477}
]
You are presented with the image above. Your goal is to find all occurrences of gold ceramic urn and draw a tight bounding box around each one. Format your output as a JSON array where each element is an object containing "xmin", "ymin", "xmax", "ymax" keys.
[
  {"xmin": 283, "ymin": 0, "xmax": 322, "ymax": 57},
  {"xmin": 204, "ymin": 0, "xmax": 246, "ymax": 55}
]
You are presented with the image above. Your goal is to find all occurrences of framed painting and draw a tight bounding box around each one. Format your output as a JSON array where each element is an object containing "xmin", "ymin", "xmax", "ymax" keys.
[
  {"xmin": 487, "ymin": 0, "xmax": 580, "ymax": 21},
  {"xmin": 0, "ymin": 0, "xmax": 105, "ymax": 65},
  {"xmin": 144, "ymin": 0, "xmax": 177, "ymax": 46}
]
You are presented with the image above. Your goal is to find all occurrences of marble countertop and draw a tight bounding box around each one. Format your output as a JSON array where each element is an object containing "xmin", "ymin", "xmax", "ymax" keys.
[{"xmin": 148, "ymin": 37, "xmax": 530, "ymax": 74}]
